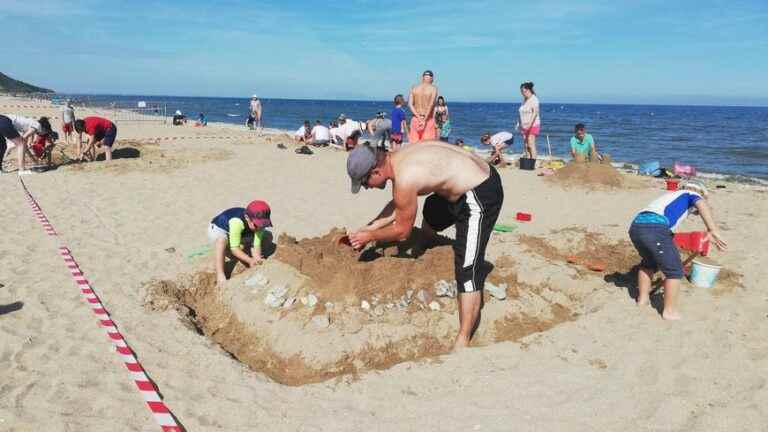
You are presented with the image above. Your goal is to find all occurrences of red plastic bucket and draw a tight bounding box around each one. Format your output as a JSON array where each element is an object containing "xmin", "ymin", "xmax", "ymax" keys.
[
  {"xmin": 673, "ymin": 231, "xmax": 710, "ymax": 256},
  {"xmin": 666, "ymin": 179, "xmax": 679, "ymax": 191},
  {"xmin": 516, "ymin": 212, "xmax": 532, "ymax": 222}
]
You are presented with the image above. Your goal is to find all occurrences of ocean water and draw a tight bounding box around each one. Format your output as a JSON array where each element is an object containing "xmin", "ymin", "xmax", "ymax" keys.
[{"xmin": 61, "ymin": 94, "xmax": 768, "ymax": 180}]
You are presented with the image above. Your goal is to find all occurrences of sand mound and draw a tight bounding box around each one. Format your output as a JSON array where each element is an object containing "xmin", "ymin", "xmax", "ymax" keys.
[
  {"xmin": 144, "ymin": 229, "xmax": 593, "ymax": 385},
  {"xmin": 547, "ymin": 161, "xmax": 626, "ymax": 189},
  {"xmin": 275, "ymin": 228, "xmax": 455, "ymax": 306},
  {"xmin": 45, "ymin": 140, "xmax": 231, "ymax": 174}
]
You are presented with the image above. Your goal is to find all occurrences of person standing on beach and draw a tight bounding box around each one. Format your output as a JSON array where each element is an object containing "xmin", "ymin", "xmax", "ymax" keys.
[
  {"xmin": 390, "ymin": 95, "xmax": 408, "ymax": 151},
  {"xmin": 345, "ymin": 141, "xmax": 504, "ymax": 349},
  {"xmin": 517, "ymin": 81, "xmax": 540, "ymax": 159},
  {"xmin": 408, "ymin": 70, "xmax": 438, "ymax": 143},
  {"xmin": 249, "ymin": 95, "xmax": 262, "ymax": 130},
  {"xmin": 435, "ymin": 96, "xmax": 451, "ymax": 142},
  {"xmin": 60, "ymin": 100, "xmax": 75, "ymax": 145},
  {"xmin": 74, "ymin": 116, "xmax": 117, "ymax": 162},
  {"xmin": 629, "ymin": 180, "xmax": 726, "ymax": 320}
]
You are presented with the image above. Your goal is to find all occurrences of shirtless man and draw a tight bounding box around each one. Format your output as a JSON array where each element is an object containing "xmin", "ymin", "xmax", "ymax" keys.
[
  {"xmin": 346, "ymin": 141, "xmax": 504, "ymax": 349},
  {"xmin": 407, "ymin": 70, "xmax": 439, "ymax": 143}
]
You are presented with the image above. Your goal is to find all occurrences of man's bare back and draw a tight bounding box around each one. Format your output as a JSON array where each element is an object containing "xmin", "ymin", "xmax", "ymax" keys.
[
  {"xmin": 391, "ymin": 141, "xmax": 490, "ymax": 202},
  {"xmin": 409, "ymin": 83, "xmax": 438, "ymax": 118}
]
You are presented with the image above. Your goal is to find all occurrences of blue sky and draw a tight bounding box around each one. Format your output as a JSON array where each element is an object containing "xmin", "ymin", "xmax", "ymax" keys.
[{"xmin": 2, "ymin": 0, "xmax": 767, "ymax": 105}]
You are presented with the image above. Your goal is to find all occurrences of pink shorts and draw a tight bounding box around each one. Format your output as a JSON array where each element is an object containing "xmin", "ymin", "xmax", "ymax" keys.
[{"xmin": 520, "ymin": 125, "xmax": 541, "ymax": 137}]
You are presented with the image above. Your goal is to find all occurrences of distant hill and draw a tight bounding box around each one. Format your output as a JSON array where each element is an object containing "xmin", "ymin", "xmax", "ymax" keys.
[{"xmin": 0, "ymin": 72, "xmax": 54, "ymax": 94}]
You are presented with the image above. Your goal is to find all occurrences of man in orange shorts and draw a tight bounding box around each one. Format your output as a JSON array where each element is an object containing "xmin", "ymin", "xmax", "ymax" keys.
[{"xmin": 408, "ymin": 70, "xmax": 438, "ymax": 143}]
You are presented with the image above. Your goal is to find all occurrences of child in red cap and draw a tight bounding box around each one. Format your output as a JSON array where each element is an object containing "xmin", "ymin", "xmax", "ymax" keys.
[{"xmin": 208, "ymin": 200, "xmax": 272, "ymax": 284}]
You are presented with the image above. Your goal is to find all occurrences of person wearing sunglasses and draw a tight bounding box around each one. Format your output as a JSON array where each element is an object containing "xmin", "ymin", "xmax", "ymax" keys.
[{"xmin": 345, "ymin": 141, "xmax": 504, "ymax": 350}]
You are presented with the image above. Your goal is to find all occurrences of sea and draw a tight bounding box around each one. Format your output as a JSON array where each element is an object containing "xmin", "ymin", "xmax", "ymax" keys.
[{"xmin": 58, "ymin": 94, "xmax": 768, "ymax": 182}]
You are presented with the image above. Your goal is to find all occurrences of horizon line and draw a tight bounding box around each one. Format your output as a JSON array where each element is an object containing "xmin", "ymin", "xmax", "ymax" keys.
[{"xmin": 48, "ymin": 92, "xmax": 768, "ymax": 109}]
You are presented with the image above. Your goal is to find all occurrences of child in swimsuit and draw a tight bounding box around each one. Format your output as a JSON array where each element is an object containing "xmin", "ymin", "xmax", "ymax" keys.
[{"xmin": 208, "ymin": 200, "xmax": 273, "ymax": 285}]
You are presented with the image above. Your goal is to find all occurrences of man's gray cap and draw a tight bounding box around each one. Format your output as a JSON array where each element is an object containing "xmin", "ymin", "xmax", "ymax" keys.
[{"xmin": 347, "ymin": 145, "xmax": 377, "ymax": 194}]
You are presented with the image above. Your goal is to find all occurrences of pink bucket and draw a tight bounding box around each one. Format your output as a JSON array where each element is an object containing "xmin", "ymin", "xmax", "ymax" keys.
[{"xmin": 673, "ymin": 162, "xmax": 696, "ymax": 177}]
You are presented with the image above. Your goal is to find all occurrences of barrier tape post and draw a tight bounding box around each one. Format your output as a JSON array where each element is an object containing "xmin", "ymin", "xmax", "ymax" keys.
[{"xmin": 19, "ymin": 178, "xmax": 183, "ymax": 432}]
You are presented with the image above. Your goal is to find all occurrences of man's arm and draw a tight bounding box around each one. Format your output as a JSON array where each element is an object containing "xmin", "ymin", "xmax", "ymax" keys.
[
  {"xmin": 358, "ymin": 200, "xmax": 396, "ymax": 231},
  {"xmin": 407, "ymin": 87, "xmax": 418, "ymax": 116},
  {"xmin": 348, "ymin": 183, "xmax": 418, "ymax": 248}
]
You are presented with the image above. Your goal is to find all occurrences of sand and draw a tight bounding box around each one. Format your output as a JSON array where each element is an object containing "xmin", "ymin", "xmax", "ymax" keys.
[{"xmin": 2, "ymin": 95, "xmax": 768, "ymax": 431}]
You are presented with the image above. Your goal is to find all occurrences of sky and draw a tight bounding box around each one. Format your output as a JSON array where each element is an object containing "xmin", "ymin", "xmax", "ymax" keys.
[{"xmin": 1, "ymin": 0, "xmax": 767, "ymax": 105}]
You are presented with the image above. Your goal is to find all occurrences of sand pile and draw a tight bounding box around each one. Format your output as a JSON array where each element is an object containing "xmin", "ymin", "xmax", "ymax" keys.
[
  {"xmin": 48, "ymin": 140, "xmax": 231, "ymax": 174},
  {"xmin": 144, "ymin": 229, "xmax": 593, "ymax": 385},
  {"xmin": 275, "ymin": 228, "xmax": 455, "ymax": 306},
  {"xmin": 547, "ymin": 161, "xmax": 626, "ymax": 189}
]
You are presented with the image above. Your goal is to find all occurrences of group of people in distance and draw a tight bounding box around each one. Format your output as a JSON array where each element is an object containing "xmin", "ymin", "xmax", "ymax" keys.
[{"xmin": 0, "ymin": 100, "xmax": 118, "ymax": 174}]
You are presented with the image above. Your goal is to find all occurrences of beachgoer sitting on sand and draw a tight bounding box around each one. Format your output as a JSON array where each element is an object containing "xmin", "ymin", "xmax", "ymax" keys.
[
  {"xmin": 195, "ymin": 113, "xmax": 207, "ymax": 127},
  {"xmin": 408, "ymin": 70, "xmax": 438, "ymax": 143},
  {"xmin": 74, "ymin": 116, "xmax": 117, "ymax": 162},
  {"xmin": 629, "ymin": 179, "xmax": 727, "ymax": 320},
  {"xmin": 0, "ymin": 114, "xmax": 53, "ymax": 175},
  {"xmin": 367, "ymin": 112, "xmax": 392, "ymax": 151},
  {"xmin": 310, "ymin": 120, "xmax": 330, "ymax": 146},
  {"xmin": 329, "ymin": 121, "xmax": 342, "ymax": 146},
  {"xmin": 345, "ymin": 141, "xmax": 504, "ymax": 349},
  {"xmin": 60, "ymin": 100, "xmax": 75, "ymax": 145},
  {"xmin": 390, "ymin": 94, "xmax": 408, "ymax": 151},
  {"xmin": 172, "ymin": 110, "xmax": 187, "ymax": 126},
  {"xmin": 570, "ymin": 123, "xmax": 598, "ymax": 162},
  {"xmin": 209, "ymin": 201, "xmax": 273, "ymax": 285},
  {"xmin": 338, "ymin": 118, "xmax": 366, "ymax": 151},
  {"xmin": 480, "ymin": 131, "xmax": 514, "ymax": 165},
  {"xmin": 294, "ymin": 120, "xmax": 312, "ymax": 143}
]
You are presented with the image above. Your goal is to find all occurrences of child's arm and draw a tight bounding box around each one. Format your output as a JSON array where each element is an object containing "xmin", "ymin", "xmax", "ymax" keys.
[
  {"xmin": 228, "ymin": 219, "xmax": 260, "ymax": 265},
  {"xmin": 694, "ymin": 200, "xmax": 727, "ymax": 250},
  {"xmin": 250, "ymin": 231, "xmax": 264, "ymax": 261}
]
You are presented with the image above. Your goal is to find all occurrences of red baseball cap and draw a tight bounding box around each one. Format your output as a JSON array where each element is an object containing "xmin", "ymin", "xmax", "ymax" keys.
[{"xmin": 246, "ymin": 200, "xmax": 272, "ymax": 228}]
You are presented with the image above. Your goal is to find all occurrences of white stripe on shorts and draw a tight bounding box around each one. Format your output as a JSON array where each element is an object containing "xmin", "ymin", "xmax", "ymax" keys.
[{"xmin": 462, "ymin": 190, "xmax": 484, "ymax": 292}]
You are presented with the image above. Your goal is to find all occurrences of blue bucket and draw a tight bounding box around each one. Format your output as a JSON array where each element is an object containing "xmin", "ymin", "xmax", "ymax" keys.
[{"xmin": 639, "ymin": 161, "xmax": 661, "ymax": 176}]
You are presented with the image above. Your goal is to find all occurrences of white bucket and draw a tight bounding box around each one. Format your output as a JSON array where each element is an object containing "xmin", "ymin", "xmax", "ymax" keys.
[{"xmin": 689, "ymin": 259, "xmax": 722, "ymax": 289}]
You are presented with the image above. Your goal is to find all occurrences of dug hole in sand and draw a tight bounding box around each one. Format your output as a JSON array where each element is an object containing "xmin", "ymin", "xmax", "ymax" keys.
[{"xmin": 145, "ymin": 228, "xmax": 647, "ymax": 386}]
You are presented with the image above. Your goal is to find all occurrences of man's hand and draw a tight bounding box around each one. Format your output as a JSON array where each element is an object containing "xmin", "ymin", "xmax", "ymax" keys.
[{"xmin": 347, "ymin": 230, "xmax": 373, "ymax": 250}]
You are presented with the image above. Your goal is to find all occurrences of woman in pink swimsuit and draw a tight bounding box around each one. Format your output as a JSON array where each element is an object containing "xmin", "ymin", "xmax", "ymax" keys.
[{"xmin": 518, "ymin": 81, "xmax": 541, "ymax": 159}]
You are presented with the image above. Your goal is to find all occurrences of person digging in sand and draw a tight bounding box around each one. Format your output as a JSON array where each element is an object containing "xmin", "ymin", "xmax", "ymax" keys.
[
  {"xmin": 628, "ymin": 179, "xmax": 726, "ymax": 320},
  {"xmin": 345, "ymin": 141, "xmax": 504, "ymax": 349},
  {"xmin": 208, "ymin": 201, "xmax": 273, "ymax": 285},
  {"xmin": 74, "ymin": 116, "xmax": 117, "ymax": 162},
  {"xmin": 480, "ymin": 131, "xmax": 514, "ymax": 166}
]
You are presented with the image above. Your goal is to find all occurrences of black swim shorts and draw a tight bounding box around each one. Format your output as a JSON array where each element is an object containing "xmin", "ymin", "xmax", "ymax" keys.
[
  {"xmin": 423, "ymin": 166, "xmax": 504, "ymax": 294},
  {"xmin": 0, "ymin": 115, "xmax": 21, "ymax": 140}
]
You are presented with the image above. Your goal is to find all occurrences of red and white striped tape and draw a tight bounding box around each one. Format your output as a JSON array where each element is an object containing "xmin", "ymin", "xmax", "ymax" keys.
[{"xmin": 19, "ymin": 179, "xmax": 183, "ymax": 432}]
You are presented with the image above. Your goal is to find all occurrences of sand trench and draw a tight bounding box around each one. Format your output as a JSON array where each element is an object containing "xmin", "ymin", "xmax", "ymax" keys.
[{"xmin": 143, "ymin": 230, "xmax": 629, "ymax": 386}]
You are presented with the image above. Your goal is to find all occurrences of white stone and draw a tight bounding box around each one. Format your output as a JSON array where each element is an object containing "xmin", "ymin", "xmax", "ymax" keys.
[
  {"xmin": 435, "ymin": 280, "xmax": 457, "ymax": 298},
  {"xmin": 406, "ymin": 289, "xmax": 414, "ymax": 299},
  {"xmin": 306, "ymin": 294, "xmax": 318, "ymax": 308},
  {"xmin": 373, "ymin": 305, "xmax": 385, "ymax": 316},
  {"xmin": 486, "ymin": 283, "xmax": 508, "ymax": 300},
  {"xmin": 283, "ymin": 297, "xmax": 296, "ymax": 308},
  {"xmin": 325, "ymin": 302, "xmax": 334, "ymax": 310},
  {"xmin": 312, "ymin": 314, "xmax": 330, "ymax": 329},
  {"xmin": 264, "ymin": 293, "xmax": 284, "ymax": 308},
  {"xmin": 300, "ymin": 296, "xmax": 308, "ymax": 305},
  {"xmin": 269, "ymin": 285, "xmax": 287, "ymax": 298},
  {"xmin": 429, "ymin": 301, "xmax": 442, "ymax": 311},
  {"xmin": 361, "ymin": 300, "xmax": 371, "ymax": 310},
  {"xmin": 417, "ymin": 289, "xmax": 428, "ymax": 303}
]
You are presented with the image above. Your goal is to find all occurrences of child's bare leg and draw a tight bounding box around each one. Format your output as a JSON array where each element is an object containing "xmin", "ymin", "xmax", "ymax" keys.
[
  {"xmin": 636, "ymin": 267, "xmax": 654, "ymax": 306},
  {"xmin": 662, "ymin": 278, "xmax": 682, "ymax": 320},
  {"xmin": 105, "ymin": 146, "xmax": 112, "ymax": 162},
  {"xmin": 214, "ymin": 238, "xmax": 228, "ymax": 284}
]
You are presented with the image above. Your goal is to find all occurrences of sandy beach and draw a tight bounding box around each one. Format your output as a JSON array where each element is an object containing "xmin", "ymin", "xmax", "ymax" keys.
[{"xmin": 1, "ymin": 95, "xmax": 767, "ymax": 431}]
